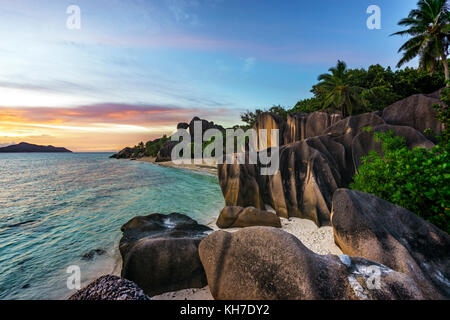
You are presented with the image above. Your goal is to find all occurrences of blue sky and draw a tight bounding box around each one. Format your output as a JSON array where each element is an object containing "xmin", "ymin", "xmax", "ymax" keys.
[{"xmin": 0, "ymin": 0, "xmax": 420, "ymax": 151}]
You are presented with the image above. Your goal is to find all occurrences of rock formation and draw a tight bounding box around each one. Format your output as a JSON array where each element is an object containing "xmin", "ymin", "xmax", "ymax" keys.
[
  {"xmin": 382, "ymin": 91, "xmax": 445, "ymax": 137},
  {"xmin": 155, "ymin": 140, "xmax": 179, "ymax": 162},
  {"xmin": 331, "ymin": 189, "xmax": 450, "ymax": 299},
  {"xmin": 255, "ymin": 111, "xmax": 342, "ymax": 147},
  {"xmin": 351, "ymin": 124, "xmax": 435, "ymax": 171},
  {"xmin": 218, "ymin": 102, "xmax": 439, "ymax": 227},
  {"xmin": 188, "ymin": 116, "xmax": 225, "ymax": 139},
  {"xmin": 119, "ymin": 213, "xmax": 212, "ymax": 296},
  {"xmin": 199, "ymin": 227, "xmax": 424, "ymax": 300},
  {"xmin": 253, "ymin": 113, "xmax": 287, "ymax": 150},
  {"xmin": 68, "ymin": 275, "xmax": 150, "ymax": 300},
  {"xmin": 216, "ymin": 206, "xmax": 281, "ymax": 229}
]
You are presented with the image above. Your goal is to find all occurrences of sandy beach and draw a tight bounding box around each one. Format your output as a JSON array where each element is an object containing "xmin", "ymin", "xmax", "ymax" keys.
[
  {"xmin": 121, "ymin": 157, "xmax": 342, "ymax": 300},
  {"xmin": 136, "ymin": 157, "xmax": 218, "ymax": 176}
]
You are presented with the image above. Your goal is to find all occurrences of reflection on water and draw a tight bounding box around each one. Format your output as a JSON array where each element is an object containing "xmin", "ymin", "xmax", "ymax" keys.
[{"xmin": 0, "ymin": 153, "xmax": 224, "ymax": 299}]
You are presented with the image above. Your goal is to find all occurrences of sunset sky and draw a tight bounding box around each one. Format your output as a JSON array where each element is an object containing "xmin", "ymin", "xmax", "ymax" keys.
[{"xmin": 0, "ymin": 0, "xmax": 418, "ymax": 152}]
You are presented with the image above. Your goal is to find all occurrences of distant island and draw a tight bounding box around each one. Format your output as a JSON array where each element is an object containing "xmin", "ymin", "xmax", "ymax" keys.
[{"xmin": 0, "ymin": 142, "xmax": 72, "ymax": 153}]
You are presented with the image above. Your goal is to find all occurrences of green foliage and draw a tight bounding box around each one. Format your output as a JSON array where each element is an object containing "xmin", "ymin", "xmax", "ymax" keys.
[
  {"xmin": 290, "ymin": 97, "xmax": 323, "ymax": 113},
  {"xmin": 391, "ymin": 0, "xmax": 449, "ymax": 81},
  {"xmin": 290, "ymin": 63, "xmax": 445, "ymax": 115},
  {"xmin": 361, "ymin": 85, "xmax": 401, "ymax": 112},
  {"xmin": 316, "ymin": 60, "xmax": 366, "ymax": 117},
  {"xmin": 432, "ymin": 82, "xmax": 450, "ymax": 147},
  {"xmin": 144, "ymin": 135, "xmax": 170, "ymax": 157},
  {"xmin": 240, "ymin": 105, "xmax": 288, "ymax": 127},
  {"xmin": 351, "ymin": 130, "xmax": 450, "ymax": 233}
]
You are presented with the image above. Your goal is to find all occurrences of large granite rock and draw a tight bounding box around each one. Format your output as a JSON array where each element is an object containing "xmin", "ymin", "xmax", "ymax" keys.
[
  {"xmin": 68, "ymin": 275, "xmax": 150, "ymax": 300},
  {"xmin": 285, "ymin": 113, "xmax": 308, "ymax": 144},
  {"xmin": 177, "ymin": 122, "xmax": 189, "ymax": 130},
  {"xmin": 253, "ymin": 113, "xmax": 287, "ymax": 150},
  {"xmin": 305, "ymin": 112, "xmax": 342, "ymax": 139},
  {"xmin": 216, "ymin": 206, "xmax": 281, "ymax": 229},
  {"xmin": 218, "ymin": 155, "xmax": 266, "ymax": 210},
  {"xmin": 218, "ymin": 139, "xmax": 343, "ymax": 226},
  {"xmin": 199, "ymin": 227, "xmax": 424, "ymax": 300},
  {"xmin": 110, "ymin": 147, "xmax": 137, "ymax": 159},
  {"xmin": 382, "ymin": 91, "xmax": 445, "ymax": 137},
  {"xmin": 331, "ymin": 189, "xmax": 450, "ymax": 299},
  {"xmin": 218, "ymin": 106, "xmax": 436, "ymax": 228},
  {"xmin": 119, "ymin": 213, "xmax": 212, "ymax": 296},
  {"xmin": 261, "ymin": 111, "xmax": 342, "ymax": 146},
  {"xmin": 351, "ymin": 124, "xmax": 435, "ymax": 171},
  {"xmin": 188, "ymin": 116, "xmax": 225, "ymax": 139}
]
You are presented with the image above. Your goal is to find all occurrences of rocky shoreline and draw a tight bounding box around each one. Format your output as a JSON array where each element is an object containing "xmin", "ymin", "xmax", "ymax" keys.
[{"xmin": 71, "ymin": 90, "xmax": 449, "ymax": 300}]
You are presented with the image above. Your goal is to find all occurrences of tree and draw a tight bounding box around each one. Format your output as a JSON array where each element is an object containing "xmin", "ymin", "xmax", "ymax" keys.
[
  {"xmin": 392, "ymin": 0, "xmax": 449, "ymax": 84},
  {"xmin": 316, "ymin": 60, "xmax": 365, "ymax": 116}
]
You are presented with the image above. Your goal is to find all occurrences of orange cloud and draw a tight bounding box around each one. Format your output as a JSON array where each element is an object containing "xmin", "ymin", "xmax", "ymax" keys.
[{"xmin": 0, "ymin": 103, "xmax": 241, "ymax": 152}]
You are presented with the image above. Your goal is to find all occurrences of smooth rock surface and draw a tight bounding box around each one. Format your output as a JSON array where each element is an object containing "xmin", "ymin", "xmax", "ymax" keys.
[
  {"xmin": 120, "ymin": 213, "xmax": 212, "ymax": 296},
  {"xmin": 199, "ymin": 227, "xmax": 424, "ymax": 300},
  {"xmin": 217, "ymin": 206, "xmax": 281, "ymax": 229},
  {"xmin": 331, "ymin": 189, "xmax": 450, "ymax": 299}
]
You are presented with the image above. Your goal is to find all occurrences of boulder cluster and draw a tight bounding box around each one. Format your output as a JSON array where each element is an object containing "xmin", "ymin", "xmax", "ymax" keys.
[
  {"xmin": 218, "ymin": 91, "xmax": 442, "ymax": 226},
  {"xmin": 72, "ymin": 91, "xmax": 449, "ymax": 300}
]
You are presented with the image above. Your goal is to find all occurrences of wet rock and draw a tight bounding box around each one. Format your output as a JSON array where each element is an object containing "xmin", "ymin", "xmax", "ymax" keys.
[
  {"xmin": 68, "ymin": 275, "xmax": 150, "ymax": 300},
  {"xmin": 81, "ymin": 249, "xmax": 107, "ymax": 261},
  {"xmin": 120, "ymin": 213, "xmax": 212, "ymax": 296}
]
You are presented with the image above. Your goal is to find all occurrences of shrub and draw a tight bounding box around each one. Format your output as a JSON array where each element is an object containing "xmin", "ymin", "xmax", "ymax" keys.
[{"xmin": 350, "ymin": 130, "xmax": 450, "ymax": 233}]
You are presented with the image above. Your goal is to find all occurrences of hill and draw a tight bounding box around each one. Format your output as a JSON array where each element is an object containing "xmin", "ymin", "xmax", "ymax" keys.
[{"xmin": 0, "ymin": 142, "xmax": 72, "ymax": 153}]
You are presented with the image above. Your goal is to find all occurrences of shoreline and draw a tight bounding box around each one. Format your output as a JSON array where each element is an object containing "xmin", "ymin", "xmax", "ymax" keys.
[{"xmin": 134, "ymin": 157, "xmax": 218, "ymax": 176}]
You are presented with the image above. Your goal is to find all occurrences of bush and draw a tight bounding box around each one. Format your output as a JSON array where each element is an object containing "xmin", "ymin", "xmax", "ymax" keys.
[
  {"xmin": 350, "ymin": 130, "xmax": 450, "ymax": 233},
  {"xmin": 145, "ymin": 135, "xmax": 170, "ymax": 157}
]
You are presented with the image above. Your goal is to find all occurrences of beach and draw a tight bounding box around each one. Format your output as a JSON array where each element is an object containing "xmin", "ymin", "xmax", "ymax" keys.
[
  {"xmin": 136, "ymin": 157, "xmax": 218, "ymax": 176},
  {"xmin": 140, "ymin": 159, "xmax": 342, "ymax": 300}
]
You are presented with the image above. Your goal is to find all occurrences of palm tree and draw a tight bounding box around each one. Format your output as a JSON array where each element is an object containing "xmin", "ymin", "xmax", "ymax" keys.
[
  {"xmin": 392, "ymin": 0, "xmax": 449, "ymax": 84},
  {"xmin": 317, "ymin": 60, "xmax": 364, "ymax": 117}
]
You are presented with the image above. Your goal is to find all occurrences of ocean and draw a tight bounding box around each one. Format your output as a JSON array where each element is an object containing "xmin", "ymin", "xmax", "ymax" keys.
[{"xmin": 0, "ymin": 153, "xmax": 224, "ymax": 300}]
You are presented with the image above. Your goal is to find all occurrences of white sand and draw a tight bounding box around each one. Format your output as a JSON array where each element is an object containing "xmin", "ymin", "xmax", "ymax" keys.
[
  {"xmin": 152, "ymin": 286, "xmax": 214, "ymax": 300},
  {"xmin": 136, "ymin": 157, "xmax": 218, "ymax": 176}
]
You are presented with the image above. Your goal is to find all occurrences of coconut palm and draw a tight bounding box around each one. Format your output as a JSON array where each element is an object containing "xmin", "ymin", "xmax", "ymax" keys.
[
  {"xmin": 317, "ymin": 60, "xmax": 365, "ymax": 117},
  {"xmin": 392, "ymin": 0, "xmax": 449, "ymax": 84}
]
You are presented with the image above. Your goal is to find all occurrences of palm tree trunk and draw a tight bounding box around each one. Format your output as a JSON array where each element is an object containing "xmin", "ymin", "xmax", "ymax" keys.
[{"xmin": 442, "ymin": 54, "xmax": 449, "ymax": 86}]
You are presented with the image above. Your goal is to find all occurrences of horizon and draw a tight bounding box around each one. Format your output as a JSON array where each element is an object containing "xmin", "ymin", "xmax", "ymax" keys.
[{"xmin": 0, "ymin": 0, "xmax": 419, "ymax": 152}]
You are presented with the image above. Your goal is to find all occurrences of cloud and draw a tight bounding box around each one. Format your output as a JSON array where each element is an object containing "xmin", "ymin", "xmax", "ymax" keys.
[{"xmin": 0, "ymin": 103, "xmax": 240, "ymax": 127}]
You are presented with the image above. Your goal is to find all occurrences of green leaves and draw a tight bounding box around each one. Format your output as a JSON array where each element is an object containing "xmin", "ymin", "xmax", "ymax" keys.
[
  {"xmin": 392, "ymin": 0, "xmax": 449, "ymax": 79},
  {"xmin": 351, "ymin": 130, "xmax": 450, "ymax": 233}
]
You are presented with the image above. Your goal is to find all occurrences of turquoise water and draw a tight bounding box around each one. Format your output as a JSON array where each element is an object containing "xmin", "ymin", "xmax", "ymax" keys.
[{"xmin": 0, "ymin": 153, "xmax": 224, "ymax": 300}]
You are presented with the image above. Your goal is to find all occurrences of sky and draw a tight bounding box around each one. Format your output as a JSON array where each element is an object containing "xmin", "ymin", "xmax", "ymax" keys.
[{"xmin": 0, "ymin": 0, "xmax": 419, "ymax": 152}]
